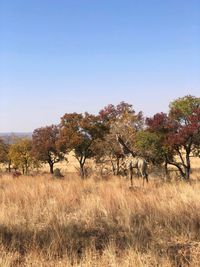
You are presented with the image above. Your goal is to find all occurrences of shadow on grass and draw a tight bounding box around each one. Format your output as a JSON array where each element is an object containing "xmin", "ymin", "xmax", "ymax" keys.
[{"xmin": 0, "ymin": 218, "xmax": 153, "ymax": 258}]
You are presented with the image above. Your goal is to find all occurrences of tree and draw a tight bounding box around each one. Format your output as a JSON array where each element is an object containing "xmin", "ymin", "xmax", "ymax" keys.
[
  {"xmin": 169, "ymin": 95, "xmax": 200, "ymax": 122},
  {"xmin": 0, "ymin": 135, "xmax": 18, "ymax": 172},
  {"xmin": 135, "ymin": 130, "xmax": 166, "ymax": 164},
  {"xmin": 99, "ymin": 101, "xmax": 143, "ymax": 130},
  {"xmin": 146, "ymin": 112, "xmax": 174, "ymax": 169},
  {"xmin": 58, "ymin": 112, "xmax": 108, "ymax": 178},
  {"xmin": 0, "ymin": 139, "xmax": 10, "ymax": 170},
  {"xmin": 97, "ymin": 102, "xmax": 145, "ymax": 176},
  {"xmin": 146, "ymin": 96, "xmax": 200, "ymax": 180},
  {"xmin": 93, "ymin": 133, "xmax": 123, "ymax": 175},
  {"xmin": 32, "ymin": 125, "xmax": 63, "ymax": 174},
  {"xmin": 99, "ymin": 101, "xmax": 144, "ymax": 156},
  {"xmin": 9, "ymin": 138, "xmax": 33, "ymax": 174},
  {"xmin": 167, "ymin": 95, "xmax": 200, "ymax": 179}
]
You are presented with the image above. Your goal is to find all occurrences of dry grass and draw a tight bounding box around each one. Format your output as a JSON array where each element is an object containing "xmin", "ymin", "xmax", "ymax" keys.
[{"xmin": 0, "ymin": 173, "xmax": 200, "ymax": 266}]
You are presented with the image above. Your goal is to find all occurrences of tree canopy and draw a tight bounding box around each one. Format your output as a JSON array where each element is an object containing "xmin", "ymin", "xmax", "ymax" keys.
[
  {"xmin": 9, "ymin": 138, "xmax": 33, "ymax": 174},
  {"xmin": 58, "ymin": 112, "xmax": 108, "ymax": 178},
  {"xmin": 32, "ymin": 125, "xmax": 63, "ymax": 174},
  {"xmin": 6, "ymin": 94, "xmax": 198, "ymax": 181}
]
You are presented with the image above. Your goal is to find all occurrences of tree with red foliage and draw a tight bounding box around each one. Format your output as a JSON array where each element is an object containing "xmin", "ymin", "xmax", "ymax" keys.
[
  {"xmin": 99, "ymin": 101, "xmax": 143, "ymax": 130},
  {"xmin": 147, "ymin": 96, "xmax": 200, "ymax": 180},
  {"xmin": 146, "ymin": 112, "xmax": 174, "ymax": 175},
  {"xmin": 32, "ymin": 125, "xmax": 63, "ymax": 174},
  {"xmin": 58, "ymin": 112, "xmax": 108, "ymax": 178},
  {"xmin": 98, "ymin": 102, "xmax": 144, "ymax": 174},
  {"xmin": 99, "ymin": 102, "xmax": 144, "ymax": 153}
]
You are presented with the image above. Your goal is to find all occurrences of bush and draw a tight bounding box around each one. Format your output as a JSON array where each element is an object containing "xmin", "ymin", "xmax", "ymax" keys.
[{"xmin": 53, "ymin": 168, "xmax": 64, "ymax": 178}]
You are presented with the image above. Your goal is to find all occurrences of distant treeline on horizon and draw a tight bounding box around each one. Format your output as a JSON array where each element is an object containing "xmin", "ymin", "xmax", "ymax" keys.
[{"xmin": 0, "ymin": 133, "xmax": 32, "ymax": 143}]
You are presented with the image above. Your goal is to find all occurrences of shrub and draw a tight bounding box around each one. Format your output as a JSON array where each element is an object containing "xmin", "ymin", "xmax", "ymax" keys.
[{"xmin": 53, "ymin": 168, "xmax": 64, "ymax": 178}]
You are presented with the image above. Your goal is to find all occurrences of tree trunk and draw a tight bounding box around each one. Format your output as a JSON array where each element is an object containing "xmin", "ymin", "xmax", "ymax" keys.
[
  {"xmin": 25, "ymin": 165, "xmax": 28, "ymax": 175},
  {"xmin": 8, "ymin": 160, "xmax": 11, "ymax": 172},
  {"xmin": 184, "ymin": 168, "xmax": 190, "ymax": 180},
  {"xmin": 80, "ymin": 162, "xmax": 85, "ymax": 179},
  {"xmin": 130, "ymin": 165, "xmax": 133, "ymax": 188},
  {"xmin": 24, "ymin": 160, "xmax": 29, "ymax": 175},
  {"xmin": 111, "ymin": 160, "xmax": 116, "ymax": 175},
  {"xmin": 185, "ymin": 150, "xmax": 191, "ymax": 180},
  {"xmin": 164, "ymin": 160, "xmax": 169, "ymax": 179},
  {"xmin": 116, "ymin": 157, "xmax": 120, "ymax": 175},
  {"xmin": 167, "ymin": 161, "xmax": 185, "ymax": 180},
  {"xmin": 49, "ymin": 162, "xmax": 54, "ymax": 174}
]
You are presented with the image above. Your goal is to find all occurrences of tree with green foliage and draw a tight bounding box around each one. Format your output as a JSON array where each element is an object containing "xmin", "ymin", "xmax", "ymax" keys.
[
  {"xmin": 168, "ymin": 95, "xmax": 200, "ymax": 179},
  {"xmin": 0, "ymin": 139, "xmax": 10, "ymax": 171},
  {"xmin": 147, "ymin": 95, "xmax": 200, "ymax": 180},
  {"xmin": 92, "ymin": 133, "xmax": 123, "ymax": 175},
  {"xmin": 135, "ymin": 130, "xmax": 166, "ymax": 164},
  {"xmin": 9, "ymin": 138, "xmax": 33, "ymax": 174}
]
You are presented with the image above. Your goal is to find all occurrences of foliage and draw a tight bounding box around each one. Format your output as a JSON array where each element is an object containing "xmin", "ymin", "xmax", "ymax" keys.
[
  {"xmin": 97, "ymin": 102, "xmax": 145, "ymax": 175},
  {"xmin": 167, "ymin": 96, "xmax": 200, "ymax": 179},
  {"xmin": 100, "ymin": 101, "xmax": 143, "ymax": 132},
  {"xmin": 99, "ymin": 102, "xmax": 144, "ymax": 156},
  {"xmin": 0, "ymin": 139, "xmax": 9, "ymax": 164},
  {"xmin": 134, "ymin": 130, "xmax": 167, "ymax": 164},
  {"xmin": 5, "ymin": 95, "xmax": 199, "ymax": 181},
  {"xmin": 146, "ymin": 96, "xmax": 200, "ymax": 179},
  {"xmin": 145, "ymin": 112, "xmax": 174, "ymax": 164},
  {"xmin": 58, "ymin": 112, "xmax": 108, "ymax": 178},
  {"xmin": 53, "ymin": 168, "xmax": 64, "ymax": 178},
  {"xmin": 93, "ymin": 133, "xmax": 123, "ymax": 175},
  {"xmin": 169, "ymin": 95, "xmax": 200, "ymax": 122},
  {"xmin": 9, "ymin": 138, "xmax": 33, "ymax": 174},
  {"xmin": 32, "ymin": 125, "xmax": 63, "ymax": 174}
]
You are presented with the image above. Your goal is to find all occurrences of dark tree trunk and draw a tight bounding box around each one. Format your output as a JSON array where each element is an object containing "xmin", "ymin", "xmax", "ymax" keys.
[
  {"xmin": 78, "ymin": 155, "xmax": 87, "ymax": 179},
  {"xmin": 25, "ymin": 165, "xmax": 28, "ymax": 175},
  {"xmin": 185, "ymin": 149, "xmax": 191, "ymax": 180},
  {"xmin": 184, "ymin": 168, "xmax": 190, "ymax": 180},
  {"xmin": 80, "ymin": 162, "xmax": 85, "ymax": 179},
  {"xmin": 130, "ymin": 165, "xmax": 133, "ymax": 188},
  {"xmin": 49, "ymin": 162, "xmax": 54, "ymax": 174},
  {"xmin": 116, "ymin": 157, "xmax": 120, "ymax": 175},
  {"xmin": 164, "ymin": 160, "xmax": 169, "ymax": 178},
  {"xmin": 8, "ymin": 160, "xmax": 11, "ymax": 172},
  {"xmin": 167, "ymin": 149, "xmax": 191, "ymax": 181}
]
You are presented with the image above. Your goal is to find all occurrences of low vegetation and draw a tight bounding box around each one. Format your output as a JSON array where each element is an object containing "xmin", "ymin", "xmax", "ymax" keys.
[{"xmin": 0, "ymin": 173, "xmax": 200, "ymax": 266}]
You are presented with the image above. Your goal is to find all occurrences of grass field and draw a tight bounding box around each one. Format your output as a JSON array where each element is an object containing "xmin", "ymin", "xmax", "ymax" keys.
[{"xmin": 0, "ymin": 168, "xmax": 200, "ymax": 266}]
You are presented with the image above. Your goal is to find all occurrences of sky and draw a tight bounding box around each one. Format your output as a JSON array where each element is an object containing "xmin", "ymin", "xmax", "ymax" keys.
[{"xmin": 0, "ymin": 0, "xmax": 199, "ymax": 132}]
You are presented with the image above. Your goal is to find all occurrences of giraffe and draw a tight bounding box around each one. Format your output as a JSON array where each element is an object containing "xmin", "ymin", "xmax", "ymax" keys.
[{"xmin": 116, "ymin": 134, "xmax": 148, "ymax": 187}]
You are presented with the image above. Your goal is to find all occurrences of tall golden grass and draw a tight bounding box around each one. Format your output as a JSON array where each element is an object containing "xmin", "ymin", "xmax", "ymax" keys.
[{"xmin": 0, "ymin": 173, "xmax": 200, "ymax": 266}]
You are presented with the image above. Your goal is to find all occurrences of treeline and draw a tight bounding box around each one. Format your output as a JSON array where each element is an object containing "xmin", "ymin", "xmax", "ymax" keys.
[{"xmin": 0, "ymin": 95, "xmax": 200, "ymax": 180}]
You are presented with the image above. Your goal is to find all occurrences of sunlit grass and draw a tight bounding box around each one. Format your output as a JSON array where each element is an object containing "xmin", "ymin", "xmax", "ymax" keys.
[{"xmin": 0, "ymin": 172, "xmax": 200, "ymax": 266}]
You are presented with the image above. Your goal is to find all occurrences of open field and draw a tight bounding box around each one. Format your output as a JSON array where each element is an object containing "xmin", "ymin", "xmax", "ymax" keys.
[{"xmin": 0, "ymin": 171, "xmax": 200, "ymax": 266}]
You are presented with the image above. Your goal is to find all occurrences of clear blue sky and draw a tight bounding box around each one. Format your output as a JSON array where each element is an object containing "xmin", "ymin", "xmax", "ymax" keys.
[{"xmin": 0, "ymin": 0, "xmax": 199, "ymax": 132}]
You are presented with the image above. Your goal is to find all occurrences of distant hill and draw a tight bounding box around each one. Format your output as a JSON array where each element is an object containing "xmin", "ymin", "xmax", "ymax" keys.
[{"xmin": 0, "ymin": 132, "xmax": 32, "ymax": 143}]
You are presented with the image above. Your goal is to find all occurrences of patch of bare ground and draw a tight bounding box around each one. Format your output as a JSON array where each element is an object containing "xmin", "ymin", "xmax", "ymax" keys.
[{"xmin": 0, "ymin": 173, "xmax": 200, "ymax": 266}]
